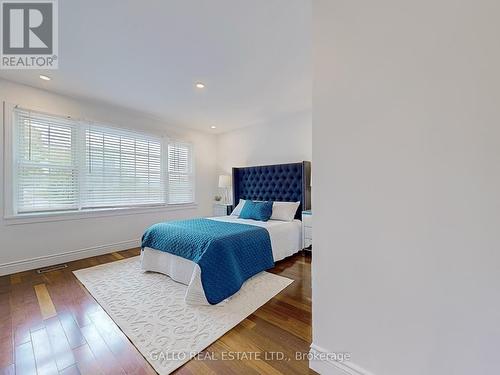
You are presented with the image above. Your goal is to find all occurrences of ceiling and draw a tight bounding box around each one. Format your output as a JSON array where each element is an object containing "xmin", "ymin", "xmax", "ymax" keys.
[{"xmin": 0, "ymin": 0, "xmax": 311, "ymax": 134}]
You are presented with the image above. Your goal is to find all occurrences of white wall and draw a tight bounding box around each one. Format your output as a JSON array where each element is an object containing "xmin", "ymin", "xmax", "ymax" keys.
[
  {"xmin": 0, "ymin": 79, "xmax": 217, "ymax": 274},
  {"xmin": 312, "ymin": 1, "xmax": 500, "ymax": 375},
  {"xmin": 216, "ymin": 110, "xmax": 311, "ymax": 175}
]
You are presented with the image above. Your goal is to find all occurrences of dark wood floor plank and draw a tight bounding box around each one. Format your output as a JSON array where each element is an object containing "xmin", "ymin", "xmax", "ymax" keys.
[
  {"xmin": 15, "ymin": 340, "xmax": 37, "ymax": 375},
  {"xmin": 10, "ymin": 275, "xmax": 22, "ymax": 285},
  {"xmin": 0, "ymin": 340, "xmax": 13, "ymax": 370},
  {"xmin": 72, "ymin": 344, "xmax": 104, "ymax": 375},
  {"xmin": 58, "ymin": 364, "xmax": 81, "ymax": 375},
  {"xmin": 44, "ymin": 317, "xmax": 76, "ymax": 371},
  {"xmin": 79, "ymin": 324, "xmax": 126, "ymax": 375},
  {"xmin": 88, "ymin": 310, "xmax": 155, "ymax": 375},
  {"xmin": 58, "ymin": 312, "xmax": 86, "ymax": 349},
  {"xmin": 31, "ymin": 328, "xmax": 59, "ymax": 375},
  {"xmin": 14, "ymin": 324, "xmax": 32, "ymax": 347},
  {"xmin": 0, "ymin": 364, "xmax": 15, "ymax": 375}
]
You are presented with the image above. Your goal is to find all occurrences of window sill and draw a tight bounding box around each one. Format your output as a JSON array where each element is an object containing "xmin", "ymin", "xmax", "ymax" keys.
[{"xmin": 3, "ymin": 203, "xmax": 198, "ymax": 225}]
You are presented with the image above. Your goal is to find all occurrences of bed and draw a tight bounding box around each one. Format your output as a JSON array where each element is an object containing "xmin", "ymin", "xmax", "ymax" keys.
[{"xmin": 141, "ymin": 161, "xmax": 311, "ymax": 305}]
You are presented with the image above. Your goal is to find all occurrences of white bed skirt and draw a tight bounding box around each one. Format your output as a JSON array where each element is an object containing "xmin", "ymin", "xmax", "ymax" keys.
[
  {"xmin": 140, "ymin": 216, "xmax": 302, "ymax": 305},
  {"xmin": 141, "ymin": 247, "xmax": 210, "ymax": 304}
]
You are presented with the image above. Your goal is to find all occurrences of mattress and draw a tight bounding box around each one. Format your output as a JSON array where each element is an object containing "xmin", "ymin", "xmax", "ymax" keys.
[{"xmin": 141, "ymin": 216, "xmax": 302, "ymax": 304}]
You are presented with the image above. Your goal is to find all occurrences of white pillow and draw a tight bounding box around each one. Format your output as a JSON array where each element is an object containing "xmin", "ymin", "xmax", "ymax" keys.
[
  {"xmin": 230, "ymin": 199, "xmax": 246, "ymax": 216},
  {"xmin": 270, "ymin": 201, "xmax": 300, "ymax": 221}
]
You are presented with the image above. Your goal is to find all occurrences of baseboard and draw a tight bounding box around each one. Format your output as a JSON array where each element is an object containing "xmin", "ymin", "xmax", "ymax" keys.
[
  {"xmin": 309, "ymin": 344, "xmax": 375, "ymax": 375},
  {"xmin": 0, "ymin": 239, "xmax": 140, "ymax": 276}
]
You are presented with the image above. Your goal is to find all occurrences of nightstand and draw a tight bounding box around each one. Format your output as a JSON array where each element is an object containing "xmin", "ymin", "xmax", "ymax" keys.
[
  {"xmin": 213, "ymin": 203, "xmax": 233, "ymax": 216},
  {"xmin": 302, "ymin": 210, "xmax": 312, "ymax": 250}
]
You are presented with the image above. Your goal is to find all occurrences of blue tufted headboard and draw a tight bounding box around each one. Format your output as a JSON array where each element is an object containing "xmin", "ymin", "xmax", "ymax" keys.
[{"xmin": 232, "ymin": 161, "xmax": 311, "ymax": 220}]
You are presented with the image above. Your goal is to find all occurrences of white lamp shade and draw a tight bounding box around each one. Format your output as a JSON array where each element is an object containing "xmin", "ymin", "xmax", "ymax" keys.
[{"xmin": 218, "ymin": 175, "xmax": 231, "ymax": 188}]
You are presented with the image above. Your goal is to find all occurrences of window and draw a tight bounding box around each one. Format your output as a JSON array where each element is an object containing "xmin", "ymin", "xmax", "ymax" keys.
[
  {"xmin": 9, "ymin": 107, "xmax": 195, "ymax": 216},
  {"xmin": 167, "ymin": 141, "xmax": 195, "ymax": 204},
  {"xmin": 83, "ymin": 125, "xmax": 164, "ymax": 208},
  {"xmin": 14, "ymin": 109, "xmax": 79, "ymax": 213}
]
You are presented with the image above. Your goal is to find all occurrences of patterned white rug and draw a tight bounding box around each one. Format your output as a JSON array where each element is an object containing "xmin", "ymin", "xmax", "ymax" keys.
[{"xmin": 73, "ymin": 256, "xmax": 293, "ymax": 374}]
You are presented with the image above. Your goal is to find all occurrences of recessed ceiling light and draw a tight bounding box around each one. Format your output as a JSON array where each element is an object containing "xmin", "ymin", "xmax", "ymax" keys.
[
  {"xmin": 39, "ymin": 75, "xmax": 51, "ymax": 81},
  {"xmin": 195, "ymin": 82, "xmax": 205, "ymax": 89},
  {"xmin": 210, "ymin": 125, "xmax": 217, "ymax": 129}
]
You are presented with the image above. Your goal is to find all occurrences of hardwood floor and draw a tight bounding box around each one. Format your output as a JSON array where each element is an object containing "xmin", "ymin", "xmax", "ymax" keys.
[{"xmin": 0, "ymin": 249, "xmax": 314, "ymax": 375}]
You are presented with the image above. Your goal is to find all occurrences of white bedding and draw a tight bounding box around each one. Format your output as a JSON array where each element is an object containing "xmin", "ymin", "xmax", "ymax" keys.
[{"xmin": 140, "ymin": 216, "xmax": 302, "ymax": 305}]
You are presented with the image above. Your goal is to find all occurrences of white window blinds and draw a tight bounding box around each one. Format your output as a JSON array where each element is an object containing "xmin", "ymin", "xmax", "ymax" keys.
[
  {"xmin": 14, "ymin": 109, "xmax": 79, "ymax": 213},
  {"xmin": 167, "ymin": 141, "xmax": 194, "ymax": 204},
  {"xmin": 11, "ymin": 107, "xmax": 195, "ymax": 215},
  {"xmin": 83, "ymin": 125, "xmax": 164, "ymax": 208}
]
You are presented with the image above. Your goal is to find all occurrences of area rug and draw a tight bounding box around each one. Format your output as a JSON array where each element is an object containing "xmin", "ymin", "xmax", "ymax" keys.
[{"xmin": 73, "ymin": 256, "xmax": 293, "ymax": 374}]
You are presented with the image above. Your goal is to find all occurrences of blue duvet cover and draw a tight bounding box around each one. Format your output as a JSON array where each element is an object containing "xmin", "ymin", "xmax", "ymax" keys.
[{"xmin": 141, "ymin": 218, "xmax": 274, "ymax": 304}]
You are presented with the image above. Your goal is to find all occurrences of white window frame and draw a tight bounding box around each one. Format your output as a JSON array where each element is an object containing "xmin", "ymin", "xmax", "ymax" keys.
[
  {"xmin": 166, "ymin": 140, "xmax": 196, "ymax": 205},
  {"xmin": 3, "ymin": 102, "xmax": 197, "ymax": 224}
]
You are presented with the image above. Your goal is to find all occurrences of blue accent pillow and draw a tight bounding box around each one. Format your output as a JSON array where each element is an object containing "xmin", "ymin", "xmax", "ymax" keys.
[{"xmin": 239, "ymin": 200, "xmax": 273, "ymax": 222}]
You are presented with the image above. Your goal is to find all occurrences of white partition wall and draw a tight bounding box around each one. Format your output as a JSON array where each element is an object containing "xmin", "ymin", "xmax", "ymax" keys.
[{"xmin": 312, "ymin": 1, "xmax": 500, "ymax": 374}]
